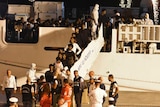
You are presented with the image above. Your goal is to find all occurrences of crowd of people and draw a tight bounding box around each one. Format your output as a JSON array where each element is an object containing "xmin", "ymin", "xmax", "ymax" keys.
[
  {"xmin": 2, "ymin": 3, "xmax": 156, "ymax": 107},
  {"xmin": 2, "ymin": 63, "xmax": 119, "ymax": 107},
  {"xmin": 6, "ymin": 2, "xmax": 155, "ymax": 52}
]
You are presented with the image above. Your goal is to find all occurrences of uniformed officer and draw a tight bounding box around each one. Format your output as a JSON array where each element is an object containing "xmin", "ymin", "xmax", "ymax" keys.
[
  {"xmin": 108, "ymin": 74, "xmax": 119, "ymax": 106},
  {"xmin": 88, "ymin": 79, "xmax": 107, "ymax": 107},
  {"xmin": 73, "ymin": 70, "xmax": 84, "ymax": 107}
]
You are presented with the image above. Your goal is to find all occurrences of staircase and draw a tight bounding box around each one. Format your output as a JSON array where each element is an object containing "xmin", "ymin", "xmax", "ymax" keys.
[{"xmin": 70, "ymin": 25, "xmax": 104, "ymax": 79}]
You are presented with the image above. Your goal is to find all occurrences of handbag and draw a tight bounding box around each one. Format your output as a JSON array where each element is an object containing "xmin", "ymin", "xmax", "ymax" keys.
[{"xmin": 80, "ymin": 79, "xmax": 88, "ymax": 90}]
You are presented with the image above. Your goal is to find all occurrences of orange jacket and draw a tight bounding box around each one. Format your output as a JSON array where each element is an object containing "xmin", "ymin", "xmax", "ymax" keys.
[
  {"xmin": 61, "ymin": 83, "xmax": 72, "ymax": 101},
  {"xmin": 40, "ymin": 93, "xmax": 52, "ymax": 107}
]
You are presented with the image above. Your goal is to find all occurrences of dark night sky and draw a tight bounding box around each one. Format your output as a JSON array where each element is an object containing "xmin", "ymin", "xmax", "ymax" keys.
[
  {"xmin": 0, "ymin": 0, "xmax": 142, "ymax": 18},
  {"xmin": 2, "ymin": 0, "xmax": 141, "ymax": 7}
]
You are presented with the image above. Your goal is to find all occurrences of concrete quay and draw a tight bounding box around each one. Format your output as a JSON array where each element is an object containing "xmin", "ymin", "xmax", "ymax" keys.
[{"xmin": 0, "ymin": 89, "xmax": 159, "ymax": 107}]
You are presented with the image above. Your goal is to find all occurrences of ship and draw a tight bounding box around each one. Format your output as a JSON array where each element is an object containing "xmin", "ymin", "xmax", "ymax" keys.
[{"xmin": 0, "ymin": 17, "xmax": 160, "ymax": 92}]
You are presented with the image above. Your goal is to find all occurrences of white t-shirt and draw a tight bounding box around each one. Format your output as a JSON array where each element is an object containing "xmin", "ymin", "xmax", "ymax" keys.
[
  {"xmin": 26, "ymin": 69, "xmax": 37, "ymax": 82},
  {"xmin": 2, "ymin": 75, "xmax": 17, "ymax": 90},
  {"xmin": 89, "ymin": 87, "xmax": 107, "ymax": 107}
]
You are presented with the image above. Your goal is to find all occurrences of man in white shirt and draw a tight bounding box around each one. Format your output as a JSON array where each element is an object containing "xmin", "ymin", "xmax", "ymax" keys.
[
  {"xmin": 26, "ymin": 63, "xmax": 38, "ymax": 83},
  {"xmin": 26, "ymin": 63, "xmax": 39, "ymax": 97},
  {"xmin": 88, "ymin": 79, "xmax": 107, "ymax": 107},
  {"xmin": 64, "ymin": 37, "xmax": 82, "ymax": 59},
  {"xmin": 2, "ymin": 69, "xmax": 17, "ymax": 106}
]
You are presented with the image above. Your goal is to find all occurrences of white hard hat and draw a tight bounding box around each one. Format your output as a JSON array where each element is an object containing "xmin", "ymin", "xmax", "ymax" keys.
[
  {"xmin": 108, "ymin": 105, "xmax": 114, "ymax": 107},
  {"xmin": 109, "ymin": 97, "xmax": 114, "ymax": 101},
  {"xmin": 64, "ymin": 66, "xmax": 69, "ymax": 71},
  {"xmin": 116, "ymin": 12, "xmax": 120, "ymax": 16},
  {"xmin": 9, "ymin": 97, "xmax": 18, "ymax": 103},
  {"xmin": 95, "ymin": 79, "xmax": 101, "ymax": 83}
]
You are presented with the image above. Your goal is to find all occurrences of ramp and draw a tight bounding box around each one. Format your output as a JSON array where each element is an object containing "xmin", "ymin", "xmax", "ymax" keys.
[{"xmin": 70, "ymin": 25, "xmax": 104, "ymax": 79}]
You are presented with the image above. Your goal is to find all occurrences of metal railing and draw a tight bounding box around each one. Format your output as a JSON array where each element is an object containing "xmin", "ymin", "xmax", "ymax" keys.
[{"xmin": 118, "ymin": 24, "xmax": 160, "ymax": 43}]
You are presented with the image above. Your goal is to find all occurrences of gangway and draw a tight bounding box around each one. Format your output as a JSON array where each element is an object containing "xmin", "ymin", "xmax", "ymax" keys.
[{"xmin": 70, "ymin": 25, "xmax": 104, "ymax": 79}]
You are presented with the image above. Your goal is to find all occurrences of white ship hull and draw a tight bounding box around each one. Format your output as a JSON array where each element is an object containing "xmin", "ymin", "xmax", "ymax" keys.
[
  {"xmin": 90, "ymin": 52, "xmax": 160, "ymax": 91},
  {"xmin": 0, "ymin": 19, "xmax": 160, "ymax": 91}
]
